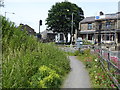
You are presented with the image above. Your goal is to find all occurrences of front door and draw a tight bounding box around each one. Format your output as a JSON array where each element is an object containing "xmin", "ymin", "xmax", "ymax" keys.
[{"xmin": 118, "ymin": 33, "xmax": 120, "ymax": 43}]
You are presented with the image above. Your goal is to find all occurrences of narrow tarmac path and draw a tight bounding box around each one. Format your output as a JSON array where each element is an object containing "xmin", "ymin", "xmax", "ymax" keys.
[{"xmin": 62, "ymin": 56, "xmax": 91, "ymax": 88}]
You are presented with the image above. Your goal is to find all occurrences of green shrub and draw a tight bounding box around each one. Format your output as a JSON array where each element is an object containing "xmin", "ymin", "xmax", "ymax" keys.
[
  {"xmin": 29, "ymin": 65, "xmax": 61, "ymax": 88},
  {"xmin": 83, "ymin": 40, "xmax": 93, "ymax": 45},
  {"xmin": 73, "ymin": 50, "xmax": 80, "ymax": 56},
  {"xmin": 2, "ymin": 16, "xmax": 70, "ymax": 88}
]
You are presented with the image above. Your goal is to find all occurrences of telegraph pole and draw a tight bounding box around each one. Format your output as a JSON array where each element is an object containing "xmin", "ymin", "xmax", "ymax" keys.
[
  {"xmin": 70, "ymin": 12, "xmax": 74, "ymax": 47},
  {"xmin": 98, "ymin": 22, "xmax": 102, "ymax": 48}
]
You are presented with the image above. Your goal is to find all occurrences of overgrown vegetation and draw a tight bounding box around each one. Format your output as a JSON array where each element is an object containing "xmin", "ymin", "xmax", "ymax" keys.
[
  {"xmin": 2, "ymin": 16, "xmax": 70, "ymax": 88},
  {"xmin": 77, "ymin": 49, "xmax": 117, "ymax": 88},
  {"xmin": 82, "ymin": 40, "xmax": 93, "ymax": 45},
  {"xmin": 66, "ymin": 50, "xmax": 80, "ymax": 56}
]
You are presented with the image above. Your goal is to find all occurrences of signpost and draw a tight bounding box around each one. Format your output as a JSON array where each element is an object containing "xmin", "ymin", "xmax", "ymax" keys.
[{"xmin": 76, "ymin": 37, "xmax": 83, "ymax": 52}]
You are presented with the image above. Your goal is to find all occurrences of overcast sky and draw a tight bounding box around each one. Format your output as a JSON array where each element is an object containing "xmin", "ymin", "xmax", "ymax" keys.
[{"xmin": 1, "ymin": 0, "xmax": 120, "ymax": 33}]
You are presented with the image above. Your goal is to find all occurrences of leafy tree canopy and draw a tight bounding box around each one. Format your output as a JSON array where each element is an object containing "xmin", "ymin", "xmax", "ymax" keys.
[{"xmin": 46, "ymin": 1, "xmax": 84, "ymax": 35}]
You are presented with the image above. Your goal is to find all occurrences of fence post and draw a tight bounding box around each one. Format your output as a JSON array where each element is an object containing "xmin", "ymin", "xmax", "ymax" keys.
[
  {"xmin": 108, "ymin": 49, "xmax": 110, "ymax": 70},
  {"xmin": 100, "ymin": 48, "xmax": 102, "ymax": 57}
]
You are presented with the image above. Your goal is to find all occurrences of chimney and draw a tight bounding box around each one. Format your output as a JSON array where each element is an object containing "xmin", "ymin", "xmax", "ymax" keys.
[{"xmin": 100, "ymin": 11, "xmax": 104, "ymax": 16}]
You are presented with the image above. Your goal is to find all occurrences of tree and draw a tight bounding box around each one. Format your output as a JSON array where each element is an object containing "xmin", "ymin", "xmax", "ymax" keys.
[
  {"xmin": 0, "ymin": 0, "xmax": 4, "ymax": 7},
  {"xmin": 46, "ymin": 1, "xmax": 84, "ymax": 43}
]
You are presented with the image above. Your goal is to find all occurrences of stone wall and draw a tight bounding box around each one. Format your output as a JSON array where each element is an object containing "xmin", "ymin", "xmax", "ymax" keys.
[
  {"xmin": 81, "ymin": 23, "xmax": 88, "ymax": 30},
  {"xmin": 117, "ymin": 20, "xmax": 120, "ymax": 29}
]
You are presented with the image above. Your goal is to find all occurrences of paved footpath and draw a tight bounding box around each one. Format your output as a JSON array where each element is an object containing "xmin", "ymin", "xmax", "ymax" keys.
[{"xmin": 62, "ymin": 56, "xmax": 91, "ymax": 88}]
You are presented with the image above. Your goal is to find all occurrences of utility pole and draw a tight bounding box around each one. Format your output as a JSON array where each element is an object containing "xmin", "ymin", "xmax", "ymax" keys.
[
  {"xmin": 98, "ymin": 22, "xmax": 102, "ymax": 48},
  {"xmin": 70, "ymin": 12, "xmax": 74, "ymax": 47}
]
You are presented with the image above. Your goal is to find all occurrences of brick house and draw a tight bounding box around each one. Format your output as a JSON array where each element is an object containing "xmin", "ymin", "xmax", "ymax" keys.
[
  {"xmin": 20, "ymin": 24, "xmax": 36, "ymax": 36},
  {"xmin": 79, "ymin": 16, "xmax": 96, "ymax": 43},
  {"xmin": 79, "ymin": 12, "xmax": 120, "ymax": 49}
]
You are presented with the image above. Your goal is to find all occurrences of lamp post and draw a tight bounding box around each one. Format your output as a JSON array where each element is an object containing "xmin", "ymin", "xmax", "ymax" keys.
[
  {"xmin": 66, "ymin": 9, "xmax": 83, "ymax": 46},
  {"xmin": 98, "ymin": 22, "xmax": 102, "ymax": 48},
  {"xmin": 5, "ymin": 12, "xmax": 15, "ymax": 18},
  {"xmin": 71, "ymin": 13, "xmax": 74, "ymax": 45},
  {"xmin": 65, "ymin": 9, "xmax": 73, "ymax": 46}
]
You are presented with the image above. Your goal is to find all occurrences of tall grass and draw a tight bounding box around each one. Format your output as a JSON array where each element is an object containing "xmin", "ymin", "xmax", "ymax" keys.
[{"xmin": 2, "ymin": 16, "xmax": 70, "ymax": 88}]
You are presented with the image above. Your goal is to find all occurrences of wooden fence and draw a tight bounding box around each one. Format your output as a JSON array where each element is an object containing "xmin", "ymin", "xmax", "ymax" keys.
[{"xmin": 92, "ymin": 46, "xmax": 120, "ymax": 89}]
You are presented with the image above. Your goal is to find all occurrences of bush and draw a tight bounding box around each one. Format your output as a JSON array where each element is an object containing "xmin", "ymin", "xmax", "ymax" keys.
[
  {"xmin": 83, "ymin": 40, "xmax": 93, "ymax": 45},
  {"xmin": 2, "ymin": 16, "xmax": 70, "ymax": 88},
  {"xmin": 73, "ymin": 50, "xmax": 80, "ymax": 56},
  {"xmin": 29, "ymin": 65, "xmax": 61, "ymax": 88}
]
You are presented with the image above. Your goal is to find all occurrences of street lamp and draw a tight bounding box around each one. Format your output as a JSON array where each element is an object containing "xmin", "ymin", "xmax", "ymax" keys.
[
  {"xmin": 70, "ymin": 12, "xmax": 74, "ymax": 47},
  {"xmin": 66, "ymin": 9, "xmax": 83, "ymax": 46},
  {"xmin": 66, "ymin": 9, "xmax": 73, "ymax": 47},
  {"xmin": 5, "ymin": 12, "xmax": 15, "ymax": 18}
]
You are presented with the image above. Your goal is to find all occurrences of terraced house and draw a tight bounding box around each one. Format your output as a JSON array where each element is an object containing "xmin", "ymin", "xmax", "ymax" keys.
[{"xmin": 79, "ymin": 12, "xmax": 120, "ymax": 50}]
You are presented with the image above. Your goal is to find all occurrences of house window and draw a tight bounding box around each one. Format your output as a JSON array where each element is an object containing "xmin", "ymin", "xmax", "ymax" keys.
[
  {"xmin": 106, "ymin": 21, "xmax": 111, "ymax": 29},
  {"xmin": 106, "ymin": 34, "xmax": 109, "ymax": 40},
  {"xmin": 88, "ymin": 34, "xmax": 93, "ymax": 40},
  {"xmin": 88, "ymin": 23, "xmax": 92, "ymax": 30}
]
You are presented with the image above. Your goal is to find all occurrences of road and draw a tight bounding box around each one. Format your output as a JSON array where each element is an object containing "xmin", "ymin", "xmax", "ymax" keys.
[{"xmin": 62, "ymin": 56, "xmax": 91, "ymax": 88}]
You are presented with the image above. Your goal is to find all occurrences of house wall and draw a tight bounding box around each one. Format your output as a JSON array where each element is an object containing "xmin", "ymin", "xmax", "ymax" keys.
[
  {"xmin": 118, "ymin": 20, "xmax": 120, "ymax": 29},
  {"xmin": 25, "ymin": 27, "xmax": 36, "ymax": 36},
  {"xmin": 79, "ymin": 16, "xmax": 120, "ymax": 47},
  {"xmin": 95, "ymin": 20, "xmax": 117, "ymax": 30},
  {"xmin": 20, "ymin": 24, "xmax": 36, "ymax": 36},
  {"xmin": 80, "ymin": 23, "xmax": 88, "ymax": 30},
  {"xmin": 41, "ymin": 33, "xmax": 47, "ymax": 39},
  {"xmin": 92, "ymin": 23, "xmax": 96, "ymax": 30},
  {"xmin": 80, "ymin": 22, "xmax": 96, "ymax": 31}
]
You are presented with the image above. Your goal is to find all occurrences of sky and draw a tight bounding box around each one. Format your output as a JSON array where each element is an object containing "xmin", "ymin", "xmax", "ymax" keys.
[{"xmin": 1, "ymin": 0, "xmax": 120, "ymax": 33}]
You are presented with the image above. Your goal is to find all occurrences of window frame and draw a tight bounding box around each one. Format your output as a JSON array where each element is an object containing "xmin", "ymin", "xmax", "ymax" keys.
[{"xmin": 88, "ymin": 23, "xmax": 92, "ymax": 30}]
